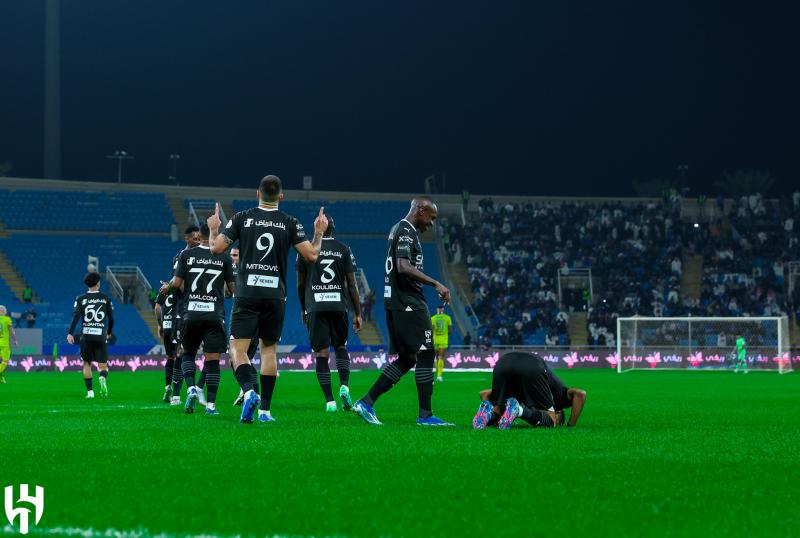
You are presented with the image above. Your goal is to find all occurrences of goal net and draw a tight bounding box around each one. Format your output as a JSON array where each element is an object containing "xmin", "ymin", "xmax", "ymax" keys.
[{"xmin": 616, "ymin": 316, "xmax": 792, "ymax": 373}]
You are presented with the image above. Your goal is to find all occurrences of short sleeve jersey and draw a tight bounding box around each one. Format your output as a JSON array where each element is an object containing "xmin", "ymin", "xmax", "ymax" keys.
[
  {"xmin": 171, "ymin": 249, "xmax": 187, "ymax": 319},
  {"xmin": 221, "ymin": 206, "xmax": 306, "ymax": 299},
  {"xmin": 296, "ymin": 237, "xmax": 356, "ymax": 313},
  {"xmin": 156, "ymin": 291, "xmax": 177, "ymax": 330},
  {"xmin": 384, "ymin": 219, "xmax": 426, "ymax": 311},
  {"xmin": 431, "ymin": 314, "xmax": 452, "ymax": 338},
  {"xmin": 0, "ymin": 316, "xmax": 11, "ymax": 346},
  {"xmin": 175, "ymin": 245, "xmax": 234, "ymax": 322},
  {"xmin": 72, "ymin": 292, "xmax": 114, "ymax": 341}
]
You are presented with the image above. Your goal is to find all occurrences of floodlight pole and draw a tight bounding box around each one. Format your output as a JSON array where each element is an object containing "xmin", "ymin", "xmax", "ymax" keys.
[
  {"xmin": 169, "ymin": 154, "xmax": 181, "ymax": 186},
  {"xmin": 106, "ymin": 150, "xmax": 135, "ymax": 183}
]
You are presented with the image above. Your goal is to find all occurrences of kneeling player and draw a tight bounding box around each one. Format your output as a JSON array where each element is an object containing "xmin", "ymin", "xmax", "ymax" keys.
[
  {"xmin": 473, "ymin": 351, "xmax": 586, "ymax": 429},
  {"xmin": 67, "ymin": 272, "xmax": 114, "ymax": 398},
  {"xmin": 296, "ymin": 215, "xmax": 363, "ymax": 412},
  {"xmin": 161, "ymin": 224, "xmax": 235, "ymax": 415}
]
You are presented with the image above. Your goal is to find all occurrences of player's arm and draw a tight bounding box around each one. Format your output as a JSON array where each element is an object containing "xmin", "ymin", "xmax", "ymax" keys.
[
  {"xmin": 396, "ymin": 258, "xmax": 451, "ymax": 304},
  {"xmin": 566, "ymin": 388, "xmax": 587, "ymax": 427},
  {"xmin": 295, "ymin": 207, "xmax": 328, "ymax": 263},
  {"xmin": 8, "ymin": 323, "xmax": 17, "ymax": 346},
  {"xmin": 296, "ymin": 262, "xmax": 307, "ymax": 323},
  {"xmin": 106, "ymin": 301, "xmax": 115, "ymax": 337},
  {"xmin": 67, "ymin": 299, "xmax": 80, "ymax": 345},
  {"xmin": 208, "ymin": 203, "xmax": 234, "ymax": 255},
  {"xmin": 448, "ymin": 315, "xmax": 453, "ymax": 334},
  {"xmin": 345, "ymin": 271, "xmax": 363, "ymax": 332},
  {"xmin": 479, "ymin": 389, "xmax": 492, "ymax": 401},
  {"xmin": 223, "ymin": 255, "xmax": 236, "ymax": 297}
]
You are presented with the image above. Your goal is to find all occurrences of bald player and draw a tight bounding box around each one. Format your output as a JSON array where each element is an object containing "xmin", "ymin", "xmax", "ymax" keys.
[{"xmin": 352, "ymin": 197, "xmax": 453, "ymax": 426}]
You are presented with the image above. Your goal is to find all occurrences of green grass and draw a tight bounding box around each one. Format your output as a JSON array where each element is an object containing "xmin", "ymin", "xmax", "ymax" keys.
[{"xmin": 2, "ymin": 369, "xmax": 798, "ymax": 537}]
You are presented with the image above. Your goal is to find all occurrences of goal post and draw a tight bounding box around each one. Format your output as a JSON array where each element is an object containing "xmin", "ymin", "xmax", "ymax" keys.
[{"xmin": 616, "ymin": 316, "xmax": 792, "ymax": 373}]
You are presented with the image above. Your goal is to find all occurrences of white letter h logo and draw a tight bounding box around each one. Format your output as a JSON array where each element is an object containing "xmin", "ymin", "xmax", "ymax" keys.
[{"xmin": 5, "ymin": 485, "xmax": 44, "ymax": 535}]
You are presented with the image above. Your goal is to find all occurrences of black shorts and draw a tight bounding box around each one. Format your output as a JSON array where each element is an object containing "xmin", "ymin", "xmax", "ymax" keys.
[
  {"xmin": 247, "ymin": 336, "xmax": 259, "ymax": 360},
  {"xmin": 173, "ymin": 317, "xmax": 187, "ymax": 346},
  {"xmin": 386, "ymin": 308, "xmax": 433, "ymax": 356},
  {"xmin": 230, "ymin": 297, "xmax": 286, "ymax": 344},
  {"xmin": 80, "ymin": 338, "xmax": 108, "ymax": 364},
  {"xmin": 181, "ymin": 319, "xmax": 228, "ymax": 355},
  {"xmin": 490, "ymin": 352, "xmax": 554, "ymax": 411},
  {"xmin": 308, "ymin": 310, "xmax": 349, "ymax": 352},
  {"xmin": 162, "ymin": 329, "xmax": 177, "ymax": 358}
]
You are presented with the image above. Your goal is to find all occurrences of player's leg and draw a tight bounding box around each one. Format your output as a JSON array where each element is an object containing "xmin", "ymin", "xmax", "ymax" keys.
[
  {"xmin": 96, "ymin": 343, "xmax": 109, "ymax": 397},
  {"xmin": 199, "ymin": 322, "xmax": 227, "ymax": 415},
  {"xmin": 0, "ymin": 346, "xmax": 10, "ymax": 383},
  {"xmin": 256, "ymin": 341, "xmax": 278, "ymax": 422},
  {"xmin": 195, "ymin": 356, "xmax": 207, "ymax": 406},
  {"xmin": 256, "ymin": 299, "xmax": 286, "ymax": 423},
  {"xmin": 413, "ymin": 312, "xmax": 452, "ymax": 426},
  {"xmin": 171, "ymin": 322, "xmax": 186, "ymax": 405},
  {"xmin": 82, "ymin": 361, "xmax": 94, "ymax": 398},
  {"xmin": 180, "ymin": 323, "xmax": 203, "ymax": 414},
  {"xmin": 510, "ymin": 405, "xmax": 558, "ymax": 428},
  {"xmin": 232, "ymin": 336, "xmax": 258, "ymax": 406},
  {"xmin": 309, "ymin": 312, "xmax": 335, "ymax": 410},
  {"xmin": 435, "ymin": 345, "xmax": 445, "ymax": 382},
  {"xmin": 316, "ymin": 349, "xmax": 335, "ymax": 411},
  {"xmin": 162, "ymin": 332, "xmax": 175, "ymax": 402},
  {"xmin": 353, "ymin": 311, "xmax": 415, "ymax": 425},
  {"xmin": 230, "ymin": 298, "xmax": 262, "ymax": 423},
  {"xmin": 328, "ymin": 311, "xmax": 352, "ymax": 409},
  {"xmin": 80, "ymin": 339, "xmax": 94, "ymax": 398}
]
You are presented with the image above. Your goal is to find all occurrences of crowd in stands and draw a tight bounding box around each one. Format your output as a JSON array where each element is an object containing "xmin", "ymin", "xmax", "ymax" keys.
[{"xmin": 451, "ymin": 192, "xmax": 800, "ymax": 347}]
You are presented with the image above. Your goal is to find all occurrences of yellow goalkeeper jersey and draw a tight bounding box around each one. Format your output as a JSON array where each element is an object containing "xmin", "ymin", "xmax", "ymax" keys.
[
  {"xmin": 0, "ymin": 315, "xmax": 11, "ymax": 347},
  {"xmin": 431, "ymin": 313, "xmax": 452, "ymax": 340}
]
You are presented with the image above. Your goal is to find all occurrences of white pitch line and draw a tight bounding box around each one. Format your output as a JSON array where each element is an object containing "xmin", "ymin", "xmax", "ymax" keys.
[
  {"xmin": 2, "ymin": 525, "xmax": 345, "ymax": 538},
  {"xmin": 0, "ymin": 404, "xmax": 172, "ymax": 414}
]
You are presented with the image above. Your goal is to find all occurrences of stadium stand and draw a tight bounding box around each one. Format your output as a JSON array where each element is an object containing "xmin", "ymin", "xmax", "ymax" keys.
[
  {"xmin": 0, "ymin": 189, "xmax": 173, "ymax": 232},
  {"xmin": 0, "ymin": 183, "xmax": 456, "ymax": 351},
  {"xmin": 451, "ymin": 194, "xmax": 800, "ymax": 348}
]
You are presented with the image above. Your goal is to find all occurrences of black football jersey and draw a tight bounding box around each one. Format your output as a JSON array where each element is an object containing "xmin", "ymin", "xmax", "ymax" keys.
[
  {"xmin": 297, "ymin": 237, "xmax": 356, "ymax": 313},
  {"xmin": 175, "ymin": 245, "xmax": 234, "ymax": 321},
  {"xmin": 221, "ymin": 206, "xmax": 307, "ymax": 299},
  {"xmin": 71, "ymin": 291, "xmax": 114, "ymax": 341},
  {"xmin": 547, "ymin": 369, "xmax": 572, "ymax": 411},
  {"xmin": 384, "ymin": 219, "xmax": 426, "ymax": 311},
  {"xmin": 171, "ymin": 249, "xmax": 188, "ymax": 319},
  {"xmin": 156, "ymin": 290, "xmax": 177, "ymax": 330}
]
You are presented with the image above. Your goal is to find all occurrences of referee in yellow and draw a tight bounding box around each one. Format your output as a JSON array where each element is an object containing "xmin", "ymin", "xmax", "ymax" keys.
[
  {"xmin": 0, "ymin": 305, "xmax": 18, "ymax": 384},
  {"xmin": 431, "ymin": 305, "xmax": 452, "ymax": 382}
]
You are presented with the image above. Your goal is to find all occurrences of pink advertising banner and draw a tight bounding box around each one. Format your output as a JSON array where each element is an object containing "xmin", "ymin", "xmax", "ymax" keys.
[{"xmin": 3, "ymin": 349, "xmax": 799, "ymax": 372}]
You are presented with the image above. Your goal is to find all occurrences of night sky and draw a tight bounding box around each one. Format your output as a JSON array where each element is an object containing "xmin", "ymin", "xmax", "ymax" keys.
[{"xmin": 1, "ymin": 1, "xmax": 798, "ymax": 196}]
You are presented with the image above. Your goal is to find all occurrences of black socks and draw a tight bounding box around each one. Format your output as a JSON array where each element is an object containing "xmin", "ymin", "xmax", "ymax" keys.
[{"xmin": 316, "ymin": 356, "xmax": 334, "ymax": 402}]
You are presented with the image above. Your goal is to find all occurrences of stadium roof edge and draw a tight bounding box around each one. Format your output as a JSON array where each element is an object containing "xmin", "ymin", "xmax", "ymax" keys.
[{"xmin": 1, "ymin": 176, "xmax": 669, "ymax": 205}]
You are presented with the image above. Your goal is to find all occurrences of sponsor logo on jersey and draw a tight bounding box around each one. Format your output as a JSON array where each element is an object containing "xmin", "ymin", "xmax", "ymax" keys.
[
  {"xmin": 314, "ymin": 292, "xmax": 341, "ymax": 302},
  {"xmin": 319, "ymin": 250, "xmax": 343, "ymax": 258},
  {"xmin": 188, "ymin": 257, "xmax": 223, "ymax": 267},
  {"xmin": 188, "ymin": 301, "xmax": 215, "ymax": 312},
  {"xmin": 247, "ymin": 274, "xmax": 279, "ymax": 288},
  {"xmin": 244, "ymin": 219, "xmax": 286, "ymax": 229}
]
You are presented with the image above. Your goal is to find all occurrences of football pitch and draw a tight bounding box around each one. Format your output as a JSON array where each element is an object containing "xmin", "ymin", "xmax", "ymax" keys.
[{"xmin": 2, "ymin": 369, "xmax": 798, "ymax": 538}]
